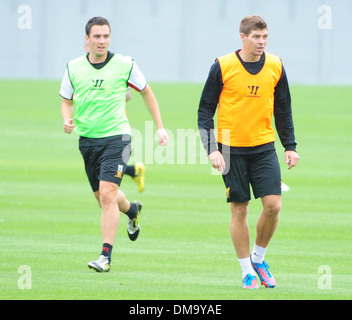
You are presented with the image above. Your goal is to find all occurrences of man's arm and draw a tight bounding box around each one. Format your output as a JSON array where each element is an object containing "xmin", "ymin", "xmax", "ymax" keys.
[
  {"xmin": 198, "ymin": 61, "xmax": 226, "ymax": 173},
  {"xmin": 61, "ymin": 98, "xmax": 75, "ymax": 134},
  {"xmin": 59, "ymin": 67, "xmax": 76, "ymax": 134},
  {"xmin": 128, "ymin": 61, "xmax": 168, "ymax": 146},
  {"xmin": 139, "ymin": 85, "xmax": 169, "ymax": 146},
  {"xmin": 274, "ymin": 66, "xmax": 299, "ymax": 169},
  {"xmin": 198, "ymin": 61, "xmax": 223, "ymax": 155}
]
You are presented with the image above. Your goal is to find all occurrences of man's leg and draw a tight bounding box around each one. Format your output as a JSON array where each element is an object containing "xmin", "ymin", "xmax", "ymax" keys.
[
  {"xmin": 99, "ymin": 181, "xmax": 120, "ymax": 245},
  {"xmin": 250, "ymin": 194, "xmax": 281, "ymax": 287},
  {"xmin": 94, "ymin": 186, "xmax": 142, "ymax": 242},
  {"xmin": 255, "ymin": 195, "xmax": 281, "ymax": 248},
  {"xmin": 88, "ymin": 181, "xmax": 120, "ymax": 272},
  {"xmin": 124, "ymin": 163, "xmax": 145, "ymax": 193},
  {"xmin": 230, "ymin": 201, "xmax": 259, "ymax": 289},
  {"xmin": 230, "ymin": 201, "xmax": 250, "ymax": 259},
  {"xmin": 94, "ymin": 187, "xmax": 131, "ymax": 213}
]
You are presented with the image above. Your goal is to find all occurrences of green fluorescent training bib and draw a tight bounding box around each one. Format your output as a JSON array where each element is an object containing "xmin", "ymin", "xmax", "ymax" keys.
[{"xmin": 67, "ymin": 54, "xmax": 133, "ymax": 138}]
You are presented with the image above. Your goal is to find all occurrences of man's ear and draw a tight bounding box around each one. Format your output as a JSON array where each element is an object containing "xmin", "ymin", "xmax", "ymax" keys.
[{"xmin": 240, "ymin": 32, "xmax": 246, "ymax": 41}]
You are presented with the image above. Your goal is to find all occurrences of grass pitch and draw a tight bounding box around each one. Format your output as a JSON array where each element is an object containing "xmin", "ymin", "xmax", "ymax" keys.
[{"xmin": 0, "ymin": 81, "xmax": 351, "ymax": 300}]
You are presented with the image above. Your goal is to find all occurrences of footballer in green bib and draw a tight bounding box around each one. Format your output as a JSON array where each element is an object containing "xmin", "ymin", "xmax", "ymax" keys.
[{"xmin": 67, "ymin": 53, "xmax": 133, "ymax": 138}]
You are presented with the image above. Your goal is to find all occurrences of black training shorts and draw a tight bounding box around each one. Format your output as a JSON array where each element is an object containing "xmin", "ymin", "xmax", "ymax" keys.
[
  {"xmin": 79, "ymin": 135, "xmax": 131, "ymax": 192},
  {"xmin": 222, "ymin": 150, "xmax": 282, "ymax": 203}
]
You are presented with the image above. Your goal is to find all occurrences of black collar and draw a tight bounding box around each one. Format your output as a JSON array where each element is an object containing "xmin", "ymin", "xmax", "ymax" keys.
[{"xmin": 86, "ymin": 51, "xmax": 114, "ymax": 70}]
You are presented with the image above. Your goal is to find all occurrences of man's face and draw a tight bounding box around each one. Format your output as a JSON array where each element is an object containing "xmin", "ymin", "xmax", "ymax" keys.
[
  {"xmin": 240, "ymin": 29, "xmax": 268, "ymax": 58},
  {"xmin": 85, "ymin": 25, "xmax": 111, "ymax": 57}
]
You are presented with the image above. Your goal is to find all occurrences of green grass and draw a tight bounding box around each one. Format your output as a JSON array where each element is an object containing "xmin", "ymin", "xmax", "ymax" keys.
[{"xmin": 0, "ymin": 81, "xmax": 351, "ymax": 300}]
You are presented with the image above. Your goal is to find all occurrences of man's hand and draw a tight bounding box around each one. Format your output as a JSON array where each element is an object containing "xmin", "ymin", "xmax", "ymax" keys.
[
  {"xmin": 285, "ymin": 150, "xmax": 300, "ymax": 170},
  {"xmin": 63, "ymin": 119, "xmax": 75, "ymax": 134},
  {"xmin": 208, "ymin": 151, "xmax": 226, "ymax": 174},
  {"xmin": 156, "ymin": 128, "xmax": 169, "ymax": 146}
]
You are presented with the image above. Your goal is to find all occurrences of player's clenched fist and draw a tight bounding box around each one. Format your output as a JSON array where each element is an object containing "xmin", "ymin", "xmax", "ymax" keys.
[{"xmin": 63, "ymin": 119, "xmax": 75, "ymax": 134}]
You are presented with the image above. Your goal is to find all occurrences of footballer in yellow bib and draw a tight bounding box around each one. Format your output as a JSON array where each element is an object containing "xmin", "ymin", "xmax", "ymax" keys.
[{"xmin": 198, "ymin": 14, "xmax": 299, "ymax": 290}]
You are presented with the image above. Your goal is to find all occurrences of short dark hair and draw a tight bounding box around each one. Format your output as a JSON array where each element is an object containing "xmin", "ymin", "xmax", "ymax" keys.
[
  {"xmin": 239, "ymin": 15, "xmax": 267, "ymax": 36},
  {"xmin": 85, "ymin": 17, "xmax": 111, "ymax": 36}
]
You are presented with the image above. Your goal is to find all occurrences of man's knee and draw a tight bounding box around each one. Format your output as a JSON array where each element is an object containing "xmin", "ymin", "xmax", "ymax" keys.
[
  {"xmin": 99, "ymin": 182, "xmax": 119, "ymax": 207},
  {"xmin": 230, "ymin": 201, "xmax": 249, "ymax": 220},
  {"xmin": 262, "ymin": 195, "xmax": 281, "ymax": 216}
]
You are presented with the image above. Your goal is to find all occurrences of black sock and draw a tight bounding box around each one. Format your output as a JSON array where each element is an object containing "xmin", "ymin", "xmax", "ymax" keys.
[
  {"xmin": 125, "ymin": 165, "xmax": 136, "ymax": 178},
  {"xmin": 125, "ymin": 202, "xmax": 137, "ymax": 220},
  {"xmin": 101, "ymin": 243, "xmax": 113, "ymax": 263}
]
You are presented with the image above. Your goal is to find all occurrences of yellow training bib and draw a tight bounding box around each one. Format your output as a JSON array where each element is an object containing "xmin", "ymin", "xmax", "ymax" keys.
[{"xmin": 217, "ymin": 52, "xmax": 282, "ymax": 147}]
